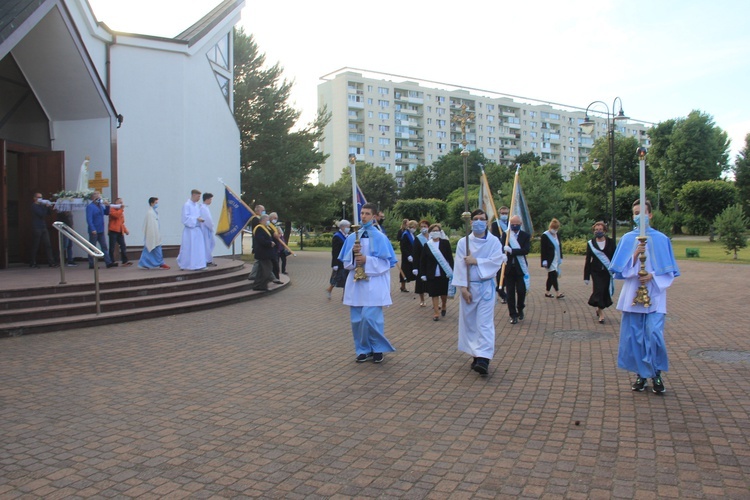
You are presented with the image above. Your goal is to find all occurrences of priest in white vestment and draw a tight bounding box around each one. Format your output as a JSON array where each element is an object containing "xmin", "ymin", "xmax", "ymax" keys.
[
  {"xmin": 452, "ymin": 209, "xmax": 507, "ymax": 375},
  {"xmin": 176, "ymin": 189, "xmax": 207, "ymax": 271},
  {"xmin": 200, "ymin": 192, "xmax": 216, "ymax": 267}
]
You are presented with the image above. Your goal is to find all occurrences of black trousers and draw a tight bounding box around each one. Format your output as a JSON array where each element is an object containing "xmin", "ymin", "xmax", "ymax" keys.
[
  {"xmin": 31, "ymin": 227, "xmax": 55, "ymax": 265},
  {"xmin": 505, "ymin": 271, "xmax": 526, "ymax": 318},
  {"xmin": 109, "ymin": 232, "xmax": 129, "ymax": 263},
  {"xmin": 545, "ymin": 270, "xmax": 559, "ymax": 292},
  {"xmin": 252, "ymin": 259, "xmax": 274, "ymax": 290}
]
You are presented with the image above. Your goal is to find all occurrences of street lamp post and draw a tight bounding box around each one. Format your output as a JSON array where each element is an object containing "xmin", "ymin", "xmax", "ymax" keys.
[{"xmin": 580, "ymin": 97, "xmax": 628, "ymax": 241}]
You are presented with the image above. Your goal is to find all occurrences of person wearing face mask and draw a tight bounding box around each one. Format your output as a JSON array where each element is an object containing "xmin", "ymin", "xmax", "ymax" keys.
[
  {"xmin": 419, "ymin": 223, "xmax": 455, "ymax": 321},
  {"xmin": 399, "ymin": 220, "xmax": 418, "ymax": 293},
  {"xmin": 177, "ymin": 189, "xmax": 207, "ymax": 271},
  {"xmin": 412, "ymin": 220, "xmax": 431, "ymax": 307},
  {"xmin": 250, "ymin": 204, "xmax": 265, "ymax": 230},
  {"xmin": 85, "ymin": 191, "xmax": 117, "ymax": 269},
  {"xmin": 452, "ymin": 209, "xmax": 506, "ymax": 375},
  {"xmin": 138, "ymin": 197, "xmax": 170, "ymax": 270},
  {"xmin": 610, "ymin": 199, "xmax": 679, "ymax": 395},
  {"xmin": 500, "ymin": 214, "xmax": 531, "ymax": 324},
  {"xmin": 584, "ymin": 221, "xmax": 616, "ymax": 324},
  {"xmin": 374, "ymin": 211, "xmax": 387, "ymax": 236},
  {"xmin": 326, "ymin": 219, "xmax": 351, "ymax": 299},
  {"xmin": 490, "ymin": 206, "xmax": 510, "ymax": 303},
  {"xmin": 339, "ymin": 203, "xmax": 398, "ymax": 364},
  {"xmin": 540, "ymin": 218, "xmax": 564, "ymax": 299},
  {"xmin": 249, "ymin": 213, "xmax": 277, "ymax": 291}
]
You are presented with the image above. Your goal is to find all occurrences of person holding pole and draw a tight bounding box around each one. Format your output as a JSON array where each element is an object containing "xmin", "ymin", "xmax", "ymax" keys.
[
  {"xmin": 501, "ymin": 215, "xmax": 531, "ymax": 324},
  {"xmin": 339, "ymin": 202, "xmax": 398, "ymax": 363},
  {"xmin": 610, "ymin": 198, "xmax": 679, "ymax": 394},
  {"xmin": 452, "ymin": 209, "xmax": 506, "ymax": 375}
]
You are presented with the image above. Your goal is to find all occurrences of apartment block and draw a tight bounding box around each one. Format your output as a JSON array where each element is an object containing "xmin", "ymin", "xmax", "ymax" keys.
[{"xmin": 317, "ymin": 70, "xmax": 650, "ymax": 186}]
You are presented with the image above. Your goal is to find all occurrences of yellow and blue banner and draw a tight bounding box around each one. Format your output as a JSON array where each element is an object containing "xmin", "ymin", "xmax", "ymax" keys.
[{"xmin": 216, "ymin": 185, "xmax": 254, "ymax": 247}]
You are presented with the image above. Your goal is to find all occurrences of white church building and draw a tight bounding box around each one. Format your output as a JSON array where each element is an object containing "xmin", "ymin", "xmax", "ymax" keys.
[{"xmin": 0, "ymin": 0, "xmax": 245, "ymax": 269}]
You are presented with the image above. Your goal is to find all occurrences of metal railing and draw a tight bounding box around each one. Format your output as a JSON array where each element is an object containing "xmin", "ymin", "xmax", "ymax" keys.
[{"xmin": 53, "ymin": 222, "xmax": 105, "ymax": 315}]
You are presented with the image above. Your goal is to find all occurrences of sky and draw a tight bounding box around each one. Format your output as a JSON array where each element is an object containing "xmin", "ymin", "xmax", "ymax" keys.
[{"xmin": 88, "ymin": 0, "xmax": 749, "ymax": 161}]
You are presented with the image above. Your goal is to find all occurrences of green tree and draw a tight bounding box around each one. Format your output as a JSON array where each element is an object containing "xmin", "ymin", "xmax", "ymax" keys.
[
  {"xmin": 332, "ymin": 162, "xmax": 399, "ymax": 215},
  {"xmin": 429, "ymin": 149, "xmax": 489, "ymax": 200},
  {"xmin": 514, "ymin": 152, "xmax": 541, "ymax": 166},
  {"xmin": 581, "ymin": 134, "xmax": 644, "ymax": 221},
  {"xmin": 500, "ymin": 163, "xmax": 564, "ymax": 234},
  {"xmin": 400, "ymin": 164, "xmax": 435, "ymax": 200},
  {"xmin": 234, "ymin": 27, "xmax": 330, "ymax": 235},
  {"xmin": 650, "ymin": 110, "xmax": 731, "ymax": 210},
  {"xmin": 733, "ymin": 133, "xmax": 750, "ymax": 217},
  {"xmin": 393, "ymin": 198, "xmax": 448, "ymax": 222},
  {"xmin": 714, "ymin": 204, "xmax": 748, "ymax": 259},
  {"xmin": 676, "ymin": 180, "xmax": 738, "ymax": 235}
]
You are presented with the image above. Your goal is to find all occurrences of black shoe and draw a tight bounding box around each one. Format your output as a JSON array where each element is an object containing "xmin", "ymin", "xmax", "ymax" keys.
[
  {"xmin": 30, "ymin": 264, "xmax": 39, "ymax": 269},
  {"xmin": 651, "ymin": 376, "xmax": 665, "ymax": 394},
  {"xmin": 356, "ymin": 353, "xmax": 373, "ymax": 363},
  {"xmin": 470, "ymin": 357, "xmax": 477, "ymax": 369},
  {"xmin": 441, "ymin": 309, "xmax": 446, "ymax": 317},
  {"xmin": 518, "ymin": 311, "xmax": 525, "ymax": 321},
  {"xmin": 631, "ymin": 376, "xmax": 647, "ymax": 392},
  {"xmin": 272, "ymin": 280, "xmax": 283, "ymax": 284},
  {"xmin": 106, "ymin": 262, "xmax": 118, "ymax": 268},
  {"xmin": 509, "ymin": 317, "xmax": 518, "ymax": 324},
  {"xmin": 372, "ymin": 353, "xmax": 384, "ymax": 363},
  {"xmin": 66, "ymin": 262, "xmax": 78, "ymax": 267},
  {"xmin": 473, "ymin": 358, "xmax": 489, "ymax": 375},
  {"xmin": 49, "ymin": 263, "xmax": 59, "ymax": 268},
  {"xmin": 252, "ymin": 286, "xmax": 268, "ymax": 291}
]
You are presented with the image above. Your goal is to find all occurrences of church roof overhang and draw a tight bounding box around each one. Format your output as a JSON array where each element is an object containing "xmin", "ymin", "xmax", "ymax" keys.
[{"xmin": 0, "ymin": 0, "xmax": 118, "ymax": 122}]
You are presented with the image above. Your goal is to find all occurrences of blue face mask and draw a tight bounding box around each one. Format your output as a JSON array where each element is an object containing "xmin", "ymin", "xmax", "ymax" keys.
[
  {"xmin": 153, "ymin": 203, "xmax": 159, "ymax": 209},
  {"xmin": 594, "ymin": 231, "xmax": 605, "ymax": 238},
  {"xmin": 261, "ymin": 211, "xmax": 266, "ymax": 216},
  {"xmin": 510, "ymin": 224, "xmax": 521, "ymax": 232},
  {"xmin": 471, "ymin": 220, "xmax": 487, "ymax": 233},
  {"xmin": 633, "ymin": 215, "xmax": 649, "ymax": 228},
  {"xmin": 500, "ymin": 215, "xmax": 508, "ymax": 221}
]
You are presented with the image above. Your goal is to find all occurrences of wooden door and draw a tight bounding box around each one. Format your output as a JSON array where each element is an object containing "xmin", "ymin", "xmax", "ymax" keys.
[{"xmin": 16, "ymin": 151, "xmax": 65, "ymax": 265}]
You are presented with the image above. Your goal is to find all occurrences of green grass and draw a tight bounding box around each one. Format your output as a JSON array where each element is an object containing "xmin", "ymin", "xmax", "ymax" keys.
[{"xmin": 669, "ymin": 239, "xmax": 749, "ymax": 264}]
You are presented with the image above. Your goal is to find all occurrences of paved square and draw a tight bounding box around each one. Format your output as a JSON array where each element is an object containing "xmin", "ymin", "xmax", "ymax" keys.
[{"xmin": 1, "ymin": 252, "xmax": 749, "ymax": 498}]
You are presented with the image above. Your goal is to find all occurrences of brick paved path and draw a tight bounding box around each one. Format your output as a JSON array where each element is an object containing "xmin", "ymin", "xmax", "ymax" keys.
[{"xmin": 1, "ymin": 252, "xmax": 749, "ymax": 498}]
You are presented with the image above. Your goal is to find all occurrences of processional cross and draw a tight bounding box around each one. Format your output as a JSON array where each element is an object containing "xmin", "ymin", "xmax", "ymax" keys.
[{"xmin": 452, "ymin": 103, "xmax": 475, "ymax": 286}]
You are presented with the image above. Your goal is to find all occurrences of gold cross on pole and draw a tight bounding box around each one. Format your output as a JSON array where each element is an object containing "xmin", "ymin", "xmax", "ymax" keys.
[{"xmin": 451, "ymin": 103, "xmax": 475, "ymax": 149}]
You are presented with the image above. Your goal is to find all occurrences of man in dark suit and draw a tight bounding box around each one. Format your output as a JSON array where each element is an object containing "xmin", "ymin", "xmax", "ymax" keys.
[
  {"xmin": 501, "ymin": 215, "xmax": 531, "ymax": 324},
  {"xmin": 250, "ymin": 213, "xmax": 276, "ymax": 291}
]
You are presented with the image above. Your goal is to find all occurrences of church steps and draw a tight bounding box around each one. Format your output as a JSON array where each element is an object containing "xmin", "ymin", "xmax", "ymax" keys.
[
  {"xmin": 0, "ymin": 262, "xmax": 242, "ymax": 300},
  {"xmin": 0, "ymin": 266, "xmax": 249, "ymax": 311},
  {"xmin": 0, "ymin": 269, "xmax": 253, "ymax": 323},
  {"xmin": 0, "ymin": 258, "xmax": 287, "ymax": 337},
  {"xmin": 0, "ymin": 284, "xmax": 284, "ymax": 337}
]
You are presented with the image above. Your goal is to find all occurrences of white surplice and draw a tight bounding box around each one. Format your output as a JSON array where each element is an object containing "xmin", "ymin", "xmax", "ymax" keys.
[
  {"xmin": 452, "ymin": 232, "xmax": 506, "ymax": 359},
  {"xmin": 199, "ymin": 203, "xmax": 215, "ymax": 264},
  {"xmin": 176, "ymin": 199, "xmax": 206, "ymax": 270}
]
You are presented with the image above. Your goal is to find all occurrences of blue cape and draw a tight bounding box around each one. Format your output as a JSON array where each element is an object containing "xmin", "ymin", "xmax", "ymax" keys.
[
  {"xmin": 609, "ymin": 227, "xmax": 680, "ymax": 279},
  {"xmin": 338, "ymin": 221, "xmax": 398, "ymax": 268}
]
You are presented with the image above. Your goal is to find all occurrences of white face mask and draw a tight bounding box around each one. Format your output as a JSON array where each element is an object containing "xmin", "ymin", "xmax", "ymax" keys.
[
  {"xmin": 420, "ymin": 227, "xmax": 428, "ymax": 234},
  {"xmin": 271, "ymin": 219, "xmax": 277, "ymax": 224},
  {"xmin": 429, "ymin": 231, "xmax": 441, "ymax": 240},
  {"xmin": 408, "ymin": 228, "xmax": 416, "ymax": 233},
  {"xmin": 549, "ymin": 229, "xmax": 557, "ymax": 235},
  {"xmin": 343, "ymin": 227, "xmax": 350, "ymax": 234}
]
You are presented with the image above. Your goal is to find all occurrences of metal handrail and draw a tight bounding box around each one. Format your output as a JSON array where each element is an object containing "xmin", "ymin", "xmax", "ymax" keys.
[{"xmin": 53, "ymin": 221, "xmax": 105, "ymax": 315}]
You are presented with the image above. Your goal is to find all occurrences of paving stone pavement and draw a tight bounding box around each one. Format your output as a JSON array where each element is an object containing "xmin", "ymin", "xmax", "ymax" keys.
[{"xmin": 1, "ymin": 251, "xmax": 749, "ymax": 498}]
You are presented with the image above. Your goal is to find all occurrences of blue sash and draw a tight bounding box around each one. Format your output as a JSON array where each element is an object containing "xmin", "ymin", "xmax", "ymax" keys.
[
  {"xmin": 588, "ymin": 240, "xmax": 614, "ymax": 296},
  {"xmin": 509, "ymin": 232, "xmax": 530, "ymax": 290},
  {"xmin": 416, "ymin": 233, "xmax": 428, "ymax": 246},
  {"xmin": 543, "ymin": 231, "xmax": 562, "ymax": 277},
  {"xmin": 426, "ymin": 240, "xmax": 455, "ymax": 297}
]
